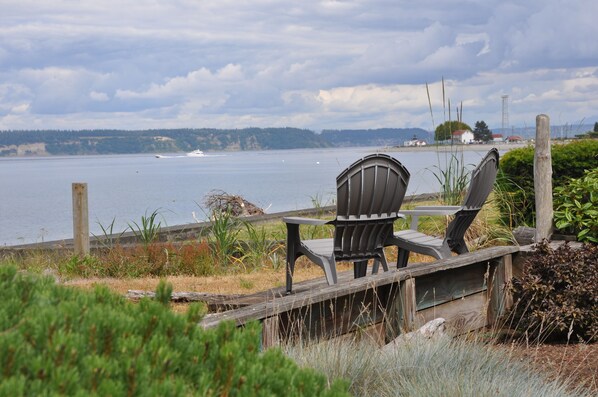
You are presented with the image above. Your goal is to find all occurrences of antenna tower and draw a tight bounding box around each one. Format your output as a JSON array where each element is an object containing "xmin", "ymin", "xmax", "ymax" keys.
[{"xmin": 501, "ymin": 95, "xmax": 509, "ymax": 133}]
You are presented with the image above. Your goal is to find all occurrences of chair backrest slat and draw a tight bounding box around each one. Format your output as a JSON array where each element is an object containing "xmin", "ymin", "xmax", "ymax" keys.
[
  {"xmin": 334, "ymin": 154, "xmax": 410, "ymax": 259},
  {"xmin": 445, "ymin": 149, "xmax": 499, "ymax": 250}
]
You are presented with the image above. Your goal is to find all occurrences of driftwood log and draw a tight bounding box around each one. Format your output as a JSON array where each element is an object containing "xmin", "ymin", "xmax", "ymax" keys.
[
  {"xmin": 512, "ymin": 226, "xmax": 536, "ymax": 245},
  {"xmin": 126, "ymin": 290, "xmax": 247, "ymax": 311}
]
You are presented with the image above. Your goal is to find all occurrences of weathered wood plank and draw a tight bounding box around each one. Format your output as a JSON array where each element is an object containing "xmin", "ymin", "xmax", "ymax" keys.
[
  {"xmin": 415, "ymin": 262, "xmax": 488, "ymax": 310},
  {"xmin": 199, "ymin": 246, "xmax": 519, "ymax": 328},
  {"xmin": 262, "ymin": 316, "xmax": 280, "ymax": 349},
  {"xmin": 487, "ymin": 254, "xmax": 514, "ymax": 326},
  {"xmin": 418, "ymin": 291, "xmax": 487, "ymax": 334},
  {"xmin": 503, "ymin": 255, "xmax": 514, "ymax": 311},
  {"xmin": 400, "ymin": 278, "xmax": 417, "ymax": 332},
  {"xmin": 277, "ymin": 283, "xmax": 395, "ymax": 341}
]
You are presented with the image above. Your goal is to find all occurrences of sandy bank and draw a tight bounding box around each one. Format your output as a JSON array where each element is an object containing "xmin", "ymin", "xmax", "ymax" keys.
[{"xmin": 381, "ymin": 142, "xmax": 530, "ymax": 153}]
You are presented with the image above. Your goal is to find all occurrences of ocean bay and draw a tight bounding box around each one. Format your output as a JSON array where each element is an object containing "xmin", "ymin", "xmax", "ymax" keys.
[{"xmin": 1, "ymin": 146, "xmax": 495, "ymax": 246}]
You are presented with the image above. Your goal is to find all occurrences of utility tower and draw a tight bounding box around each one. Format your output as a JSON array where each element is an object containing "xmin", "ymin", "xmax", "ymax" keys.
[{"xmin": 501, "ymin": 95, "xmax": 509, "ymax": 134}]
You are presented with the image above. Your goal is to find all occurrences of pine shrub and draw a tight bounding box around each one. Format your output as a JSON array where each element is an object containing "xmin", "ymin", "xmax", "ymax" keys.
[
  {"xmin": 509, "ymin": 242, "xmax": 598, "ymax": 342},
  {"xmin": 0, "ymin": 265, "xmax": 349, "ymax": 396}
]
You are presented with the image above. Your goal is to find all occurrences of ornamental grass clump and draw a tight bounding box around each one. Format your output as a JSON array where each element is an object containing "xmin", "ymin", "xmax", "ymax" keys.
[
  {"xmin": 0, "ymin": 265, "xmax": 349, "ymax": 396},
  {"xmin": 285, "ymin": 335, "xmax": 591, "ymax": 397}
]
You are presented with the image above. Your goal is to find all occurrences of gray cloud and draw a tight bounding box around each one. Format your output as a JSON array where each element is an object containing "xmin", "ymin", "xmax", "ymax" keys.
[{"xmin": 1, "ymin": 0, "xmax": 597, "ymax": 131}]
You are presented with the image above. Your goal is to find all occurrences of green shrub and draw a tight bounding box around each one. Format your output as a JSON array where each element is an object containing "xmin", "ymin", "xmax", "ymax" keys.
[
  {"xmin": 496, "ymin": 139, "xmax": 598, "ymax": 227},
  {"xmin": 554, "ymin": 168, "xmax": 598, "ymax": 242},
  {"xmin": 0, "ymin": 266, "xmax": 349, "ymax": 396},
  {"xmin": 509, "ymin": 242, "xmax": 597, "ymax": 342}
]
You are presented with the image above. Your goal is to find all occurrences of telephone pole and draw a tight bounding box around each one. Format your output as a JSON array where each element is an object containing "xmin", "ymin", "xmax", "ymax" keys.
[{"xmin": 502, "ymin": 95, "xmax": 509, "ymax": 134}]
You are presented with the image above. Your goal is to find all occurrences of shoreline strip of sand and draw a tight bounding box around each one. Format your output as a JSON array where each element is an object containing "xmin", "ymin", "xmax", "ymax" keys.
[{"xmin": 381, "ymin": 142, "xmax": 531, "ymax": 153}]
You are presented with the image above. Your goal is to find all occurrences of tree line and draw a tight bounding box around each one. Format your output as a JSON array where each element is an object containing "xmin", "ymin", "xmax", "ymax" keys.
[{"xmin": 0, "ymin": 127, "xmax": 429, "ymax": 156}]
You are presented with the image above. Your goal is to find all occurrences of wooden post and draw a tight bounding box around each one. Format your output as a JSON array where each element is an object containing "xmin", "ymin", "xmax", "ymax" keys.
[
  {"xmin": 487, "ymin": 255, "xmax": 514, "ymax": 326},
  {"xmin": 534, "ymin": 114, "xmax": 553, "ymax": 242},
  {"xmin": 72, "ymin": 183, "xmax": 90, "ymax": 255}
]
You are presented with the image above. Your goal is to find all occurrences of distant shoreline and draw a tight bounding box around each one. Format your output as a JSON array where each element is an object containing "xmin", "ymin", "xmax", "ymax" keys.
[
  {"xmin": 382, "ymin": 142, "xmax": 531, "ymax": 153},
  {"xmin": 0, "ymin": 142, "xmax": 533, "ymax": 158}
]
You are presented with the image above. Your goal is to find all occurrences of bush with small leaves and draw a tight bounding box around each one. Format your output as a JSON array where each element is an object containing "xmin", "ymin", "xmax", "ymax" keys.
[{"xmin": 509, "ymin": 242, "xmax": 597, "ymax": 342}]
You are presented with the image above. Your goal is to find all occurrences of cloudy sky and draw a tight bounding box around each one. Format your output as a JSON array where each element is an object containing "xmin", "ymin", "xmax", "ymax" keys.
[{"xmin": 1, "ymin": 0, "xmax": 597, "ymax": 132}]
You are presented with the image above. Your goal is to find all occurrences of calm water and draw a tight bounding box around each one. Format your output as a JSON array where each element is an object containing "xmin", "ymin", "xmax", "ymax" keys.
[{"xmin": 0, "ymin": 147, "xmax": 492, "ymax": 246}]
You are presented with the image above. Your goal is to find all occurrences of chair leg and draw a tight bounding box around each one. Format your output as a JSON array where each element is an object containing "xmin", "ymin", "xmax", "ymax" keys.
[
  {"xmin": 286, "ymin": 224, "xmax": 300, "ymax": 294},
  {"xmin": 322, "ymin": 258, "xmax": 338, "ymax": 285},
  {"xmin": 371, "ymin": 255, "xmax": 389, "ymax": 275},
  {"xmin": 354, "ymin": 260, "xmax": 368, "ymax": 278},
  {"xmin": 380, "ymin": 255, "xmax": 389, "ymax": 272},
  {"xmin": 286, "ymin": 256, "xmax": 295, "ymax": 294},
  {"xmin": 450, "ymin": 240, "xmax": 469, "ymax": 255},
  {"xmin": 397, "ymin": 248, "xmax": 410, "ymax": 268}
]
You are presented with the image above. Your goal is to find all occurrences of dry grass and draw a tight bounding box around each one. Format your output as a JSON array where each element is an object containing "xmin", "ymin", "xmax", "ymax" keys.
[
  {"xmin": 64, "ymin": 260, "xmax": 356, "ymax": 296},
  {"xmin": 63, "ymin": 255, "xmax": 434, "ymax": 314}
]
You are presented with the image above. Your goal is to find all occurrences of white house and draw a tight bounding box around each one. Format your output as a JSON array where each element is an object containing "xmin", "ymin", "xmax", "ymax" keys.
[
  {"xmin": 404, "ymin": 138, "xmax": 427, "ymax": 147},
  {"xmin": 451, "ymin": 130, "xmax": 474, "ymax": 144},
  {"xmin": 492, "ymin": 134, "xmax": 504, "ymax": 142}
]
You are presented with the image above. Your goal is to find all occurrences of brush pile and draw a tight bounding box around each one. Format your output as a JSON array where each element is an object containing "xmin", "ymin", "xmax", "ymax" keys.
[{"xmin": 203, "ymin": 189, "xmax": 265, "ymax": 217}]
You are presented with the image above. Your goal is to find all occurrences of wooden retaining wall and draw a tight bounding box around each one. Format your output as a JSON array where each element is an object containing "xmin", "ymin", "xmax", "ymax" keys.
[{"xmin": 200, "ymin": 246, "xmax": 519, "ymax": 348}]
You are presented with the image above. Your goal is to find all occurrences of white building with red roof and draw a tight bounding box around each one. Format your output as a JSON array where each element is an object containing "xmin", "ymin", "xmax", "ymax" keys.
[
  {"xmin": 492, "ymin": 133, "xmax": 504, "ymax": 142},
  {"xmin": 451, "ymin": 129, "xmax": 474, "ymax": 144}
]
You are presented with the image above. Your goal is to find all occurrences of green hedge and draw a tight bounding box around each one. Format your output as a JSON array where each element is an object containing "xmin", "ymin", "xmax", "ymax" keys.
[
  {"xmin": 0, "ymin": 266, "xmax": 349, "ymax": 396},
  {"xmin": 496, "ymin": 139, "xmax": 598, "ymax": 227}
]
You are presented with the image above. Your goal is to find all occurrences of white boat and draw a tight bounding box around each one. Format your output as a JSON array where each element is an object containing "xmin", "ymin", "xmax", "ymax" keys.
[{"xmin": 186, "ymin": 149, "xmax": 205, "ymax": 157}]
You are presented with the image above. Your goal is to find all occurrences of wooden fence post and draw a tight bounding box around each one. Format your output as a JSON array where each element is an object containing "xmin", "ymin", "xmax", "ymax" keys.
[
  {"xmin": 534, "ymin": 114, "xmax": 553, "ymax": 242},
  {"xmin": 72, "ymin": 183, "xmax": 90, "ymax": 255}
]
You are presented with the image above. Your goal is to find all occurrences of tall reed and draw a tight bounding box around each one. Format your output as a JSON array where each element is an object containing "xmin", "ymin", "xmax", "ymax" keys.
[{"xmin": 427, "ymin": 78, "xmax": 472, "ymax": 205}]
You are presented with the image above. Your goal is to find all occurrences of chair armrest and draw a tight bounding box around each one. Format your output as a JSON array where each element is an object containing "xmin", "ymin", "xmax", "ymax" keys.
[
  {"xmin": 399, "ymin": 206, "xmax": 462, "ymax": 230},
  {"xmin": 283, "ymin": 217, "xmax": 331, "ymax": 226},
  {"xmin": 412, "ymin": 205, "xmax": 462, "ymax": 213}
]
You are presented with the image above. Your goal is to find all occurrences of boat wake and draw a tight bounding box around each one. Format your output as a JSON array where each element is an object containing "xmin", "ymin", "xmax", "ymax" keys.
[{"xmin": 155, "ymin": 153, "xmax": 225, "ymax": 159}]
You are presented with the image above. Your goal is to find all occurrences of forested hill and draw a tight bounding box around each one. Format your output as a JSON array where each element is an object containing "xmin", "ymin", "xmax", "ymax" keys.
[
  {"xmin": 0, "ymin": 128, "xmax": 330, "ymax": 156},
  {"xmin": 0, "ymin": 127, "xmax": 429, "ymax": 156}
]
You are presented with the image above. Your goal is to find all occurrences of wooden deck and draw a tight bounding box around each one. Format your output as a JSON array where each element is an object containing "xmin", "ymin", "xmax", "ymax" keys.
[{"xmin": 200, "ymin": 245, "xmax": 520, "ymax": 347}]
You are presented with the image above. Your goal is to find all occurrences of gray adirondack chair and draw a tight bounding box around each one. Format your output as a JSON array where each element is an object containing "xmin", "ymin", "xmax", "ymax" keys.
[
  {"xmin": 284, "ymin": 153, "xmax": 410, "ymax": 293},
  {"xmin": 387, "ymin": 148, "xmax": 499, "ymax": 267}
]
